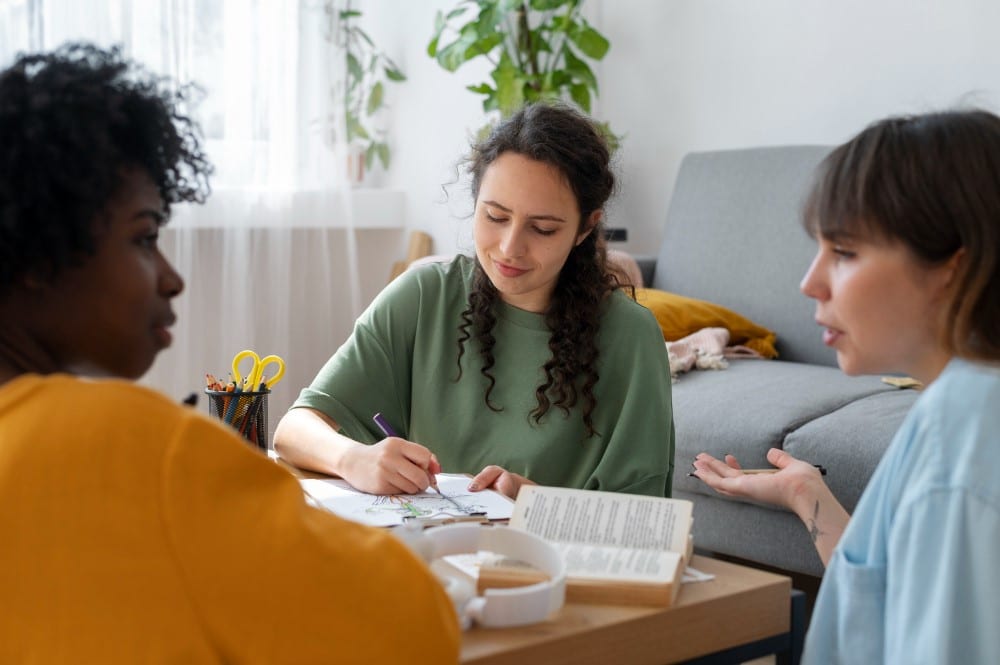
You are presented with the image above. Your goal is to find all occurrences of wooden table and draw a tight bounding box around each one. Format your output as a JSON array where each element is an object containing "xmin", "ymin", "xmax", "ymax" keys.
[{"xmin": 462, "ymin": 554, "xmax": 796, "ymax": 665}]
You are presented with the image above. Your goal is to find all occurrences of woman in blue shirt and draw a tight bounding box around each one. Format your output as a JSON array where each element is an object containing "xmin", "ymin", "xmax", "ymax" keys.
[{"xmin": 692, "ymin": 109, "xmax": 1000, "ymax": 663}]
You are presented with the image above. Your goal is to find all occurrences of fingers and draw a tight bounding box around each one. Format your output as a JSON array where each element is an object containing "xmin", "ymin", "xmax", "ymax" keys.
[
  {"xmin": 766, "ymin": 447, "xmax": 798, "ymax": 469},
  {"xmin": 493, "ymin": 474, "xmax": 520, "ymax": 500},
  {"xmin": 468, "ymin": 465, "xmax": 505, "ymax": 492},
  {"xmin": 365, "ymin": 437, "xmax": 439, "ymax": 494},
  {"xmin": 469, "ymin": 466, "xmax": 529, "ymax": 500},
  {"xmin": 692, "ymin": 453, "xmax": 743, "ymax": 479}
]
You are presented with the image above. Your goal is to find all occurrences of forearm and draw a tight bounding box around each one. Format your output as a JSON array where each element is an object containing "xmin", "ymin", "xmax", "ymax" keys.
[
  {"xmin": 790, "ymin": 482, "xmax": 851, "ymax": 567},
  {"xmin": 272, "ymin": 407, "xmax": 365, "ymax": 477}
]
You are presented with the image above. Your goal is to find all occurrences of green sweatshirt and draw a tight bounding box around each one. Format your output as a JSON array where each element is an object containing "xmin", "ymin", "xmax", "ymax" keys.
[{"xmin": 293, "ymin": 255, "xmax": 675, "ymax": 497}]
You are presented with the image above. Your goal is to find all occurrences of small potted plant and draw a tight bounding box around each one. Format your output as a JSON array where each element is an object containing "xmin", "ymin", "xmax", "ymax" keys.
[
  {"xmin": 325, "ymin": 1, "xmax": 406, "ymax": 183},
  {"xmin": 427, "ymin": 0, "xmax": 617, "ymax": 145}
]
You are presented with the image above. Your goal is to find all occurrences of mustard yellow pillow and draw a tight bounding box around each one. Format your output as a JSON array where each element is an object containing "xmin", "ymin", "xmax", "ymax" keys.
[{"xmin": 635, "ymin": 288, "xmax": 778, "ymax": 359}]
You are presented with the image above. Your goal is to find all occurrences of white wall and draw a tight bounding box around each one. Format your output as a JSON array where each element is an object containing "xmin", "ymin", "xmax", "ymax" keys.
[
  {"xmin": 371, "ymin": 0, "xmax": 1000, "ymax": 256},
  {"xmin": 358, "ymin": 0, "xmax": 495, "ymax": 256}
]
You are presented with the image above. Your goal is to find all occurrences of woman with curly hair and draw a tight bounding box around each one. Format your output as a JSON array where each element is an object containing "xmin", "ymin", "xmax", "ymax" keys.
[
  {"xmin": 0, "ymin": 43, "xmax": 458, "ymax": 662},
  {"xmin": 275, "ymin": 103, "xmax": 674, "ymax": 499}
]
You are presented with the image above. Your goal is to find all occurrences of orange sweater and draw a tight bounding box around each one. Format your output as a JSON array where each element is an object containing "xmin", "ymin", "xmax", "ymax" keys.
[{"xmin": 0, "ymin": 375, "xmax": 459, "ymax": 663}]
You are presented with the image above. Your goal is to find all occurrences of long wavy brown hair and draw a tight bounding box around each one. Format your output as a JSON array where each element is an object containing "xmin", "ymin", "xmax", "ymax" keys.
[{"xmin": 456, "ymin": 102, "xmax": 626, "ymax": 438}]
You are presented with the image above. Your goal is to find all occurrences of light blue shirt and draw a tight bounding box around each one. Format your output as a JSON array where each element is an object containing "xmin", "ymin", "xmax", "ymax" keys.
[{"xmin": 804, "ymin": 358, "xmax": 1000, "ymax": 664}]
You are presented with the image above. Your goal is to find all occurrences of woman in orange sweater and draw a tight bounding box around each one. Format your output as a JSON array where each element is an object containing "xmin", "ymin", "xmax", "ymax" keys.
[{"xmin": 0, "ymin": 43, "xmax": 459, "ymax": 664}]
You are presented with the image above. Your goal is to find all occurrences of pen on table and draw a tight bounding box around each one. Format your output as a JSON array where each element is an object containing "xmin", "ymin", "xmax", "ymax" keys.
[{"xmin": 372, "ymin": 412, "xmax": 443, "ymax": 495}]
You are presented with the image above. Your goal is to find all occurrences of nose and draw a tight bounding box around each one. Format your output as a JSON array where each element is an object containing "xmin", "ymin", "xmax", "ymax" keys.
[
  {"xmin": 499, "ymin": 225, "xmax": 527, "ymax": 258},
  {"xmin": 158, "ymin": 252, "xmax": 185, "ymax": 298},
  {"xmin": 799, "ymin": 250, "xmax": 827, "ymax": 301}
]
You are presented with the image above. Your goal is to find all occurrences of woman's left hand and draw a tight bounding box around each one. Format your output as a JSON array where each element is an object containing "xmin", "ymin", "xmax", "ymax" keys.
[{"xmin": 468, "ymin": 465, "xmax": 535, "ymax": 500}]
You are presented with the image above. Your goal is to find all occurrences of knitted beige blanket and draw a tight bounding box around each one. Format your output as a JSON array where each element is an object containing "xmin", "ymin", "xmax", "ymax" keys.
[{"xmin": 665, "ymin": 327, "xmax": 764, "ymax": 381}]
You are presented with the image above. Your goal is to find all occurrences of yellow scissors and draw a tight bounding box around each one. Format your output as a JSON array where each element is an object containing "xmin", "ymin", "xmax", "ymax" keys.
[{"xmin": 231, "ymin": 349, "xmax": 286, "ymax": 391}]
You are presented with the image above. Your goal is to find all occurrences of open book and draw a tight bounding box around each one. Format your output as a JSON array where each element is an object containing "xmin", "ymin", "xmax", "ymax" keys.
[{"xmin": 447, "ymin": 485, "xmax": 694, "ymax": 607}]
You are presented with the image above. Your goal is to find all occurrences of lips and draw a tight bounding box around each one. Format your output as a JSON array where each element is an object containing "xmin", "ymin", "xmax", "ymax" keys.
[
  {"xmin": 817, "ymin": 320, "xmax": 843, "ymax": 347},
  {"xmin": 153, "ymin": 313, "xmax": 176, "ymax": 348},
  {"xmin": 822, "ymin": 328, "xmax": 843, "ymax": 346},
  {"xmin": 494, "ymin": 260, "xmax": 528, "ymax": 278}
]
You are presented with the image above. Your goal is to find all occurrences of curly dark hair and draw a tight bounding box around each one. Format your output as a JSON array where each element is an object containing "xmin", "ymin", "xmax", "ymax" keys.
[
  {"xmin": 457, "ymin": 102, "xmax": 624, "ymax": 438},
  {"xmin": 0, "ymin": 42, "xmax": 211, "ymax": 295}
]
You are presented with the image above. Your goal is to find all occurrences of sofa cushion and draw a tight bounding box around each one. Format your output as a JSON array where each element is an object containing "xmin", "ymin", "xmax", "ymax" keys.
[
  {"xmin": 652, "ymin": 146, "xmax": 835, "ymax": 366},
  {"xmin": 670, "ymin": 359, "xmax": 899, "ymax": 502},
  {"xmin": 635, "ymin": 288, "xmax": 778, "ymax": 358},
  {"xmin": 783, "ymin": 389, "xmax": 918, "ymax": 513}
]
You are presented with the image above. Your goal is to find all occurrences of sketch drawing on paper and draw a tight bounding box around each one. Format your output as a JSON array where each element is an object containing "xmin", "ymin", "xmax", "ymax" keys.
[
  {"xmin": 299, "ymin": 473, "xmax": 514, "ymax": 527},
  {"xmin": 368, "ymin": 491, "xmax": 488, "ymax": 520}
]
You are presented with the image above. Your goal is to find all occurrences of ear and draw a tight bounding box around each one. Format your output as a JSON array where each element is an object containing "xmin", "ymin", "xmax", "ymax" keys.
[
  {"xmin": 575, "ymin": 210, "xmax": 602, "ymax": 246},
  {"xmin": 936, "ymin": 247, "xmax": 966, "ymax": 289}
]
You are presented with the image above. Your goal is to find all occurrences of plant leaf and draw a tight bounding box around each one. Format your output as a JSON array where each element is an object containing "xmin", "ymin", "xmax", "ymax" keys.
[
  {"xmin": 530, "ymin": 0, "xmax": 573, "ymax": 9},
  {"xmin": 467, "ymin": 83, "xmax": 495, "ymax": 95},
  {"xmin": 563, "ymin": 47, "xmax": 597, "ymax": 90},
  {"xmin": 493, "ymin": 51, "xmax": 525, "ymax": 115},
  {"xmin": 366, "ymin": 81, "xmax": 384, "ymax": 115},
  {"xmin": 595, "ymin": 121, "xmax": 622, "ymax": 153},
  {"xmin": 346, "ymin": 52, "xmax": 363, "ymax": 81},
  {"xmin": 436, "ymin": 27, "xmax": 480, "ymax": 71},
  {"xmin": 569, "ymin": 82, "xmax": 590, "ymax": 111},
  {"xmin": 568, "ymin": 22, "xmax": 610, "ymax": 60},
  {"xmin": 498, "ymin": 0, "xmax": 524, "ymax": 14},
  {"xmin": 356, "ymin": 28, "xmax": 375, "ymax": 48},
  {"xmin": 377, "ymin": 142, "xmax": 390, "ymax": 170},
  {"xmin": 384, "ymin": 66, "xmax": 406, "ymax": 82},
  {"xmin": 365, "ymin": 143, "xmax": 376, "ymax": 170},
  {"xmin": 466, "ymin": 33, "xmax": 503, "ymax": 60},
  {"xmin": 346, "ymin": 114, "xmax": 370, "ymax": 141}
]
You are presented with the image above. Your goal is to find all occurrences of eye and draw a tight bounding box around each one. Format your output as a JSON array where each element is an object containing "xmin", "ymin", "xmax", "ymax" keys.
[
  {"xmin": 832, "ymin": 247, "xmax": 856, "ymax": 261},
  {"xmin": 136, "ymin": 230, "xmax": 160, "ymax": 250},
  {"xmin": 533, "ymin": 226, "xmax": 557, "ymax": 236},
  {"xmin": 484, "ymin": 210, "xmax": 508, "ymax": 223}
]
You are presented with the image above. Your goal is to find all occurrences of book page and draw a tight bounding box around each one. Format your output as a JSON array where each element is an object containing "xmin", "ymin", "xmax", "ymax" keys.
[
  {"xmin": 442, "ymin": 544, "xmax": 682, "ymax": 584},
  {"xmin": 510, "ymin": 486, "xmax": 692, "ymax": 553},
  {"xmin": 300, "ymin": 473, "xmax": 514, "ymax": 527},
  {"xmin": 553, "ymin": 543, "xmax": 682, "ymax": 582}
]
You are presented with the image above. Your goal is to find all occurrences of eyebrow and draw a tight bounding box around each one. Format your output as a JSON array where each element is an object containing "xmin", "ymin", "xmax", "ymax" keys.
[
  {"xmin": 481, "ymin": 200, "xmax": 568, "ymax": 223},
  {"xmin": 132, "ymin": 209, "xmax": 168, "ymax": 226}
]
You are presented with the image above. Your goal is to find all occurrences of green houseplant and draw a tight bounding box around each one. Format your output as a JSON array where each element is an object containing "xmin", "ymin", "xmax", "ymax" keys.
[
  {"xmin": 427, "ymin": 0, "xmax": 616, "ymax": 143},
  {"xmin": 325, "ymin": 1, "xmax": 406, "ymax": 175}
]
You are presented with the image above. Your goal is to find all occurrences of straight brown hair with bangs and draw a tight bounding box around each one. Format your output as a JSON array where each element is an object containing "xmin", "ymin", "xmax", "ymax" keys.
[{"xmin": 803, "ymin": 109, "xmax": 1000, "ymax": 362}]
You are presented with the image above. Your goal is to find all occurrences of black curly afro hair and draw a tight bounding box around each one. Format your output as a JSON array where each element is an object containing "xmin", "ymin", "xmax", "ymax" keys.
[{"xmin": 0, "ymin": 42, "xmax": 212, "ymax": 295}]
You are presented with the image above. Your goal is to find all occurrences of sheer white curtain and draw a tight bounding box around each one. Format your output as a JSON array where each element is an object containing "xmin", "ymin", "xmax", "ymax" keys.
[{"xmin": 1, "ymin": 0, "xmax": 386, "ymax": 437}]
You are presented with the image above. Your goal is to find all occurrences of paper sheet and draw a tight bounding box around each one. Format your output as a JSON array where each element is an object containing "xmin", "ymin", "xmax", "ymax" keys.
[{"xmin": 300, "ymin": 473, "xmax": 514, "ymax": 527}]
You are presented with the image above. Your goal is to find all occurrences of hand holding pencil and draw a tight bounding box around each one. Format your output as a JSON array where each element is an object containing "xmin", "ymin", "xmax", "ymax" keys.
[{"xmin": 332, "ymin": 412, "xmax": 442, "ymax": 496}]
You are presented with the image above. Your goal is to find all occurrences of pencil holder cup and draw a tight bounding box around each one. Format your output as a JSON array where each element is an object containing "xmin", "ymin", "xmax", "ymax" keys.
[{"xmin": 205, "ymin": 389, "xmax": 268, "ymax": 451}]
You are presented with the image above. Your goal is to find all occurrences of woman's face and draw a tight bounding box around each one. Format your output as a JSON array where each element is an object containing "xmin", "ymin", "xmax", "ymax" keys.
[
  {"xmin": 32, "ymin": 169, "xmax": 184, "ymax": 379},
  {"xmin": 473, "ymin": 152, "xmax": 596, "ymax": 313},
  {"xmin": 799, "ymin": 232, "xmax": 957, "ymax": 383}
]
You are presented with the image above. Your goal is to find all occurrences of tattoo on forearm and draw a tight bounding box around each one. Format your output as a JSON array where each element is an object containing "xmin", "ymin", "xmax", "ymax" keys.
[{"xmin": 807, "ymin": 500, "xmax": 825, "ymax": 543}]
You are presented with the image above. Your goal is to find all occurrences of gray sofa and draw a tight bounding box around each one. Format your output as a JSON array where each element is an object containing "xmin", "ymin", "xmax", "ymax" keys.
[{"xmin": 637, "ymin": 146, "xmax": 920, "ymax": 578}]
